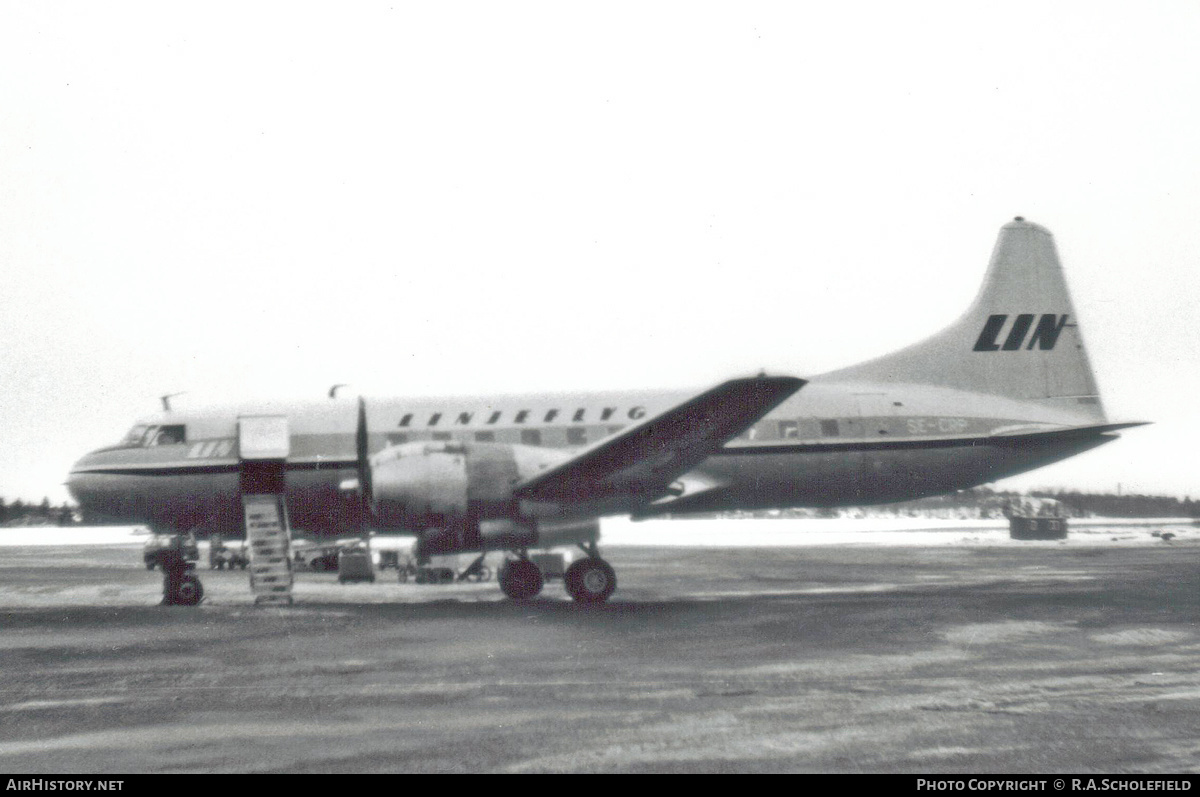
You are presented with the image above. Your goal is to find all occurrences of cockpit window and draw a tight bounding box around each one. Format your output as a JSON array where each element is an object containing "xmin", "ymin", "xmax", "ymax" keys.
[
  {"xmin": 152, "ymin": 425, "xmax": 186, "ymax": 446},
  {"xmin": 121, "ymin": 425, "xmax": 152, "ymax": 447},
  {"xmin": 118, "ymin": 424, "xmax": 186, "ymax": 448}
]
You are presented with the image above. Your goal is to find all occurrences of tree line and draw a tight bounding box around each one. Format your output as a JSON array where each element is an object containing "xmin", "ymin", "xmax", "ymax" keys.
[
  {"xmin": 891, "ymin": 487, "xmax": 1200, "ymax": 519},
  {"xmin": 0, "ymin": 497, "xmax": 77, "ymax": 526}
]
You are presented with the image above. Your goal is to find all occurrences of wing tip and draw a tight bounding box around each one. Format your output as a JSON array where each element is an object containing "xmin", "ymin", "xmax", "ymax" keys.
[{"xmin": 739, "ymin": 373, "xmax": 807, "ymax": 393}]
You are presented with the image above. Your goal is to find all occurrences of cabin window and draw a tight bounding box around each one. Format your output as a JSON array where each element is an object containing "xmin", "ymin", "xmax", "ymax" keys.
[
  {"xmin": 778, "ymin": 420, "xmax": 799, "ymax": 439},
  {"xmin": 474, "ymin": 431, "xmax": 495, "ymax": 443},
  {"xmin": 521, "ymin": 429, "xmax": 541, "ymax": 446},
  {"xmin": 819, "ymin": 419, "xmax": 840, "ymax": 437},
  {"xmin": 431, "ymin": 432, "xmax": 452, "ymax": 441},
  {"xmin": 567, "ymin": 427, "xmax": 587, "ymax": 445}
]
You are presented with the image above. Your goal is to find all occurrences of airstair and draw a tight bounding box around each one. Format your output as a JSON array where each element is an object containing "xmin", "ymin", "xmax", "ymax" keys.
[{"xmin": 238, "ymin": 415, "xmax": 295, "ymax": 605}]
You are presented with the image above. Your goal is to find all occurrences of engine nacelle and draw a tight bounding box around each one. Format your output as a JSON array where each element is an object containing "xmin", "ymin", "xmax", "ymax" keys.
[
  {"xmin": 367, "ymin": 440, "xmax": 570, "ymax": 532},
  {"xmin": 364, "ymin": 441, "xmax": 601, "ymax": 557},
  {"xmin": 370, "ymin": 442, "xmax": 469, "ymax": 526}
]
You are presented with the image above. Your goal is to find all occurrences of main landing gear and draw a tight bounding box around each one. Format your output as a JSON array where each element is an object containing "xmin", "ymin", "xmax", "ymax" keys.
[
  {"xmin": 564, "ymin": 556, "xmax": 616, "ymax": 604},
  {"xmin": 499, "ymin": 542, "xmax": 617, "ymax": 604},
  {"xmin": 498, "ymin": 557, "xmax": 543, "ymax": 600}
]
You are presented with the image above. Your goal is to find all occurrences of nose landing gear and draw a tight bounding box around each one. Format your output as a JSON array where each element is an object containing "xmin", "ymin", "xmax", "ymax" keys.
[{"xmin": 160, "ymin": 550, "xmax": 204, "ymax": 606}]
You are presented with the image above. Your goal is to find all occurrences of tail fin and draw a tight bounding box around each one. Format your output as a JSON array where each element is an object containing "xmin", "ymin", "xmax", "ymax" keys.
[{"xmin": 821, "ymin": 218, "xmax": 1106, "ymax": 422}]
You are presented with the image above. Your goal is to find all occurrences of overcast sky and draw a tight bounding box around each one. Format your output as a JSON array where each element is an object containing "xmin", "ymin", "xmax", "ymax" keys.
[{"xmin": 2, "ymin": 2, "xmax": 1199, "ymax": 504}]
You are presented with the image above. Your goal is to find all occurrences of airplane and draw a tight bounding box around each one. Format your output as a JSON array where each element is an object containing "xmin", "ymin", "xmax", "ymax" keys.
[{"xmin": 67, "ymin": 217, "xmax": 1144, "ymax": 605}]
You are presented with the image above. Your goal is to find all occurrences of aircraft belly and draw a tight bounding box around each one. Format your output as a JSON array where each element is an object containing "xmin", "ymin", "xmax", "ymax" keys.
[
  {"xmin": 698, "ymin": 450, "xmax": 862, "ymax": 507},
  {"xmin": 694, "ymin": 433, "xmax": 1112, "ymax": 509},
  {"xmin": 71, "ymin": 465, "xmax": 364, "ymax": 537},
  {"xmin": 72, "ymin": 471, "xmax": 232, "ymax": 531},
  {"xmin": 282, "ymin": 467, "xmax": 363, "ymax": 535}
]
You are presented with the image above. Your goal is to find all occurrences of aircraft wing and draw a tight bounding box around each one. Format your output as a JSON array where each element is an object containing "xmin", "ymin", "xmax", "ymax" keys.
[{"xmin": 513, "ymin": 375, "xmax": 805, "ymax": 504}]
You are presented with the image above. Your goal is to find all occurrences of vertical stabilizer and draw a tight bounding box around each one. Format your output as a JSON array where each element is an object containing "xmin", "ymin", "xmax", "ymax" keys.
[{"xmin": 820, "ymin": 218, "xmax": 1106, "ymax": 422}]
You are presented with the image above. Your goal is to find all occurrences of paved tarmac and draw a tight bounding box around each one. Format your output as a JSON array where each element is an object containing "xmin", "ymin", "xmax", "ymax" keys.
[{"xmin": 1, "ymin": 537, "xmax": 1198, "ymax": 773}]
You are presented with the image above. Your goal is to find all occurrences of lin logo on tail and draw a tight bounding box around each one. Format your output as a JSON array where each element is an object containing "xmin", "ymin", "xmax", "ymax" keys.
[{"xmin": 973, "ymin": 314, "xmax": 1071, "ymax": 352}]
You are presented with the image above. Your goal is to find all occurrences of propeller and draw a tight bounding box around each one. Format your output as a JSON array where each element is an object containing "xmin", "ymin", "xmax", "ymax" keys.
[{"xmin": 355, "ymin": 396, "xmax": 373, "ymax": 535}]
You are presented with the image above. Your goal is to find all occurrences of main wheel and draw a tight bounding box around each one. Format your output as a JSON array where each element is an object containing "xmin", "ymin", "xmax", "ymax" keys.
[
  {"xmin": 499, "ymin": 559, "xmax": 544, "ymax": 600},
  {"xmin": 564, "ymin": 558, "xmax": 616, "ymax": 604}
]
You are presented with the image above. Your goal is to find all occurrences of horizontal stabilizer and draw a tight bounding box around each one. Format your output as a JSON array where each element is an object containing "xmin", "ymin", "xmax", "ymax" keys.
[
  {"xmin": 986, "ymin": 421, "xmax": 1149, "ymax": 446},
  {"xmin": 514, "ymin": 375, "xmax": 805, "ymax": 503}
]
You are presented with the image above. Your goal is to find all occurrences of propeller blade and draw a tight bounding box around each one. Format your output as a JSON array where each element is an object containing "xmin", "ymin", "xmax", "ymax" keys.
[{"xmin": 356, "ymin": 397, "xmax": 372, "ymax": 530}]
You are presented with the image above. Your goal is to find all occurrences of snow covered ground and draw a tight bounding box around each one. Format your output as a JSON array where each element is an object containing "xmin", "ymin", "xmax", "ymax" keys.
[
  {"xmin": 600, "ymin": 516, "xmax": 1198, "ymax": 548},
  {"xmin": 0, "ymin": 516, "xmax": 1194, "ymax": 549},
  {"xmin": 0, "ymin": 524, "xmax": 151, "ymax": 546}
]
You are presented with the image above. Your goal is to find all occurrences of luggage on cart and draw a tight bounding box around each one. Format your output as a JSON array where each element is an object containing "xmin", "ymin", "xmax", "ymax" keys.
[{"xmin": 338, "ymin": 547, "xmax": 375, "ymax": 583}]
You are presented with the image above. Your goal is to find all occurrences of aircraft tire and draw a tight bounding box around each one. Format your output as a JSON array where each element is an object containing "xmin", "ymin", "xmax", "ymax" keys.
[
  {"xmin": 499, "ymin": 559, "xmax": 543, "ymax": 600},
  {"xmin": 564, "ymin": 558, "xmax": 616, "ymax": 604},
  {"xmin": 172, "ymin": 574, "xmax": 204, "ymax": 606}
]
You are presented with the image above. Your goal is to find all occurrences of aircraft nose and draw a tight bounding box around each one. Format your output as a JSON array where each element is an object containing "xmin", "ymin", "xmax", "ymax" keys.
[
  {"xmin": 66, "ymin": 450, "xmax": 103, "ymax": 504},
  {"xmin": 66, "ymin": 460, "xmax": 87, "ymax": 502}
]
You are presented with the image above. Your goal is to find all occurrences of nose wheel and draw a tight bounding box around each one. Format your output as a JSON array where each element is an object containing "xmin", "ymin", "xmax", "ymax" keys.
[
  {"xmin": 168, "ymin": 573, "xmax": 204, "ymax": 606},
  {"xmin": 161, "ymin": 552, "xmax": 204, "ymax": 606}
]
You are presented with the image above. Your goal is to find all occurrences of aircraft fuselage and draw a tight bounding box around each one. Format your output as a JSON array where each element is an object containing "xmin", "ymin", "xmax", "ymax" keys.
[{"xmin": 67, "ymin": 376, "xmax": 1116, "ymax": 537}]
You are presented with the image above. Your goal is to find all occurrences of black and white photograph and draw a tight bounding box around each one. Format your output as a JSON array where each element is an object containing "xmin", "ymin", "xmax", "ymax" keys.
[{"xmin": 1, "ymin": 1, "xmax": 1198, "ymax": 776}]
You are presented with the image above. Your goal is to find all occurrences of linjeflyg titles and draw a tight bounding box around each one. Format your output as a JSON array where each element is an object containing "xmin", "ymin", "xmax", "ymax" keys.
[{"xmin": 397, "ymin": 406, "xmax": 649, "ymax": 428}]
